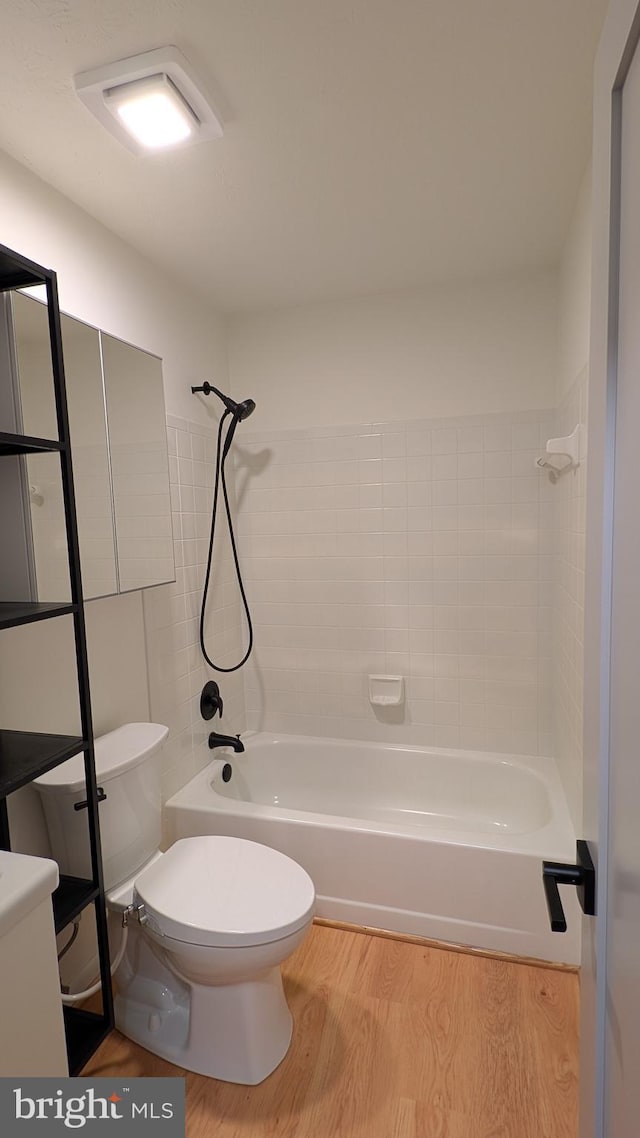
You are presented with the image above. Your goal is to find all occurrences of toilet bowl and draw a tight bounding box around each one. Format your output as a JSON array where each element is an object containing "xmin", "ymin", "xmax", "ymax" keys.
[
  {"xmin": 108, "ymin": 835, "xmax": 315, "ymax": 1083},
  {"xmin": 34, "ymin": 723, "xmax": 315, "ymax": 1085}
]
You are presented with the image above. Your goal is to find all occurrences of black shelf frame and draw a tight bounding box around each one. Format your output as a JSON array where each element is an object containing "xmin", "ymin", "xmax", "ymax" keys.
[
  {"xmin": 63, "ymin": 1007, "xmax": 112, "ymax": 1076},
  {"xmin": 54, "ymin": 875, "xmax": 100, "ymax": 934},
  {"xmin": 0, "ymin": 242, "xmax": 114, "ymax": 1074},
  {"xmin": 0, "ymin": 601, "xmax": 77, "ymax": 629},
  {"xmin": 0, "ymin": 248, "xmax": 53, "ymax": 292},
  {"xmin": 0, "ymin": 430, "xmax": 62, "ymax": 455},
  {"xmin": 0, "ymin": 730, "xmax": 86, "ymax": 797}
]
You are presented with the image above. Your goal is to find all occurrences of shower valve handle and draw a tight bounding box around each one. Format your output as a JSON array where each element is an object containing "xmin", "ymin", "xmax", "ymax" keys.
[
  {"xmin": 200, "ymin": 680, "xmax": 223, "ymax": 720},
  {"xmin": 541, "ymin": 840, "xmax": 596, "ymax": 933}
]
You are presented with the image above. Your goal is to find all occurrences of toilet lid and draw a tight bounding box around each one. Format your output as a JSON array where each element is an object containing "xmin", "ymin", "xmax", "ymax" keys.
[{"xmin": 134, "ymin": 836, "xmax": 315, "ymax": 948}]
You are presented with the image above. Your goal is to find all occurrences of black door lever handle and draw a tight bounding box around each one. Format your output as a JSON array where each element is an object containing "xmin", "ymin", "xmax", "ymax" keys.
[
  {"xmin": 542, "ymin": 863, "xmax": 579, "ymax": 932},
  {"xmin": 542, "ymin": 840, "xmax": 596, "ymax": 933}
]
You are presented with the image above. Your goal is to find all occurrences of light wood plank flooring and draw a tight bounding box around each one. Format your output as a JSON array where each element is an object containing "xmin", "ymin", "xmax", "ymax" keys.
[{"xmin": 84, "ymin": 924, "xmax": 579, "ymax": 1138}]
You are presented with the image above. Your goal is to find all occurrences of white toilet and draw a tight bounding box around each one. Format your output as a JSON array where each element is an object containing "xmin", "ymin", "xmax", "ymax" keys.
[{"xmin": 34, "ymin": 722, "xmax": 315, "ymax": 1084}]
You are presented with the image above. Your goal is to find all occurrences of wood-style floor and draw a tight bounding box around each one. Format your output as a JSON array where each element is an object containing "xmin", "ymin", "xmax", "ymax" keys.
[{"xmin": 84, "ymin": 924, "xmax": 580, "ymax": 1138}]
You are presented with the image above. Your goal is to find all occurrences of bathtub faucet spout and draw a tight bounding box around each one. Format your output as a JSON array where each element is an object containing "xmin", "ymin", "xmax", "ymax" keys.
[{"xmin": 208, "ymin": 731, "xmax": 245, "ymax": 753}]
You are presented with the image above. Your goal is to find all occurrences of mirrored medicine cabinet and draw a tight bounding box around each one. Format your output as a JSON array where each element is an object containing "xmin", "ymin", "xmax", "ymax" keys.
[{"xmin": 0, "ymin": 290, "xmax": 175, "ymax": 602}]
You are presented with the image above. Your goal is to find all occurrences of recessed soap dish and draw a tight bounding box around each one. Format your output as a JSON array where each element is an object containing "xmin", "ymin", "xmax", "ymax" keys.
[{"xmin": 369, "ymin": 674, "xmax": 404, "ymax": 707}]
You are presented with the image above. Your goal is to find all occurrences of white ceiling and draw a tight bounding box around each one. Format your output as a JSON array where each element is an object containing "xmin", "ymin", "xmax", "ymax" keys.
[{"xmin": 0, "ymin": 1, "xmax": 606, "ymax": 314}]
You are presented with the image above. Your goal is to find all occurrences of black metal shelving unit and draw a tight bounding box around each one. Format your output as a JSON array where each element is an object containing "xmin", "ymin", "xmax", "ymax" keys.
[{"xmin": 0, "ymin": 242, "xmax": 113, "ymax": 1072}]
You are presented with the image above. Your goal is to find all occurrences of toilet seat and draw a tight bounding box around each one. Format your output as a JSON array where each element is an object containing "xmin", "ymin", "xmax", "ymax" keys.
[{"xmin": 134, "ymin": 835, "xmax": 315, "ymax": 949}]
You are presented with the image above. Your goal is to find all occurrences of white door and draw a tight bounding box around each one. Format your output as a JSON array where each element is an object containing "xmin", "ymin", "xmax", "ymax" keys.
[
  {"xmin": 602, "ymin": 28, "xmax": 640, "ymax": 1136},
  {"xmin": 582, "ymin": 2, "xmax": 640, "ymax": 1136}
]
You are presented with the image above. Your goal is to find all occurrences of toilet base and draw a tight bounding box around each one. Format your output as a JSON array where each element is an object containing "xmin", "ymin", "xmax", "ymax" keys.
[
  {"xmin": 114, "ymin": 929, "xmax": 294, "ymax": 1084},
  {"xmin": 185, "ymin": 968, "xmax": 293, "ymax": 1084}
]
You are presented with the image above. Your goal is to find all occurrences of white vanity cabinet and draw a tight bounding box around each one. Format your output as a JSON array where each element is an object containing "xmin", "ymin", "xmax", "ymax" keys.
[{"xmin": 0, "ymin": 850, "xmax": 68, "ymax": 1076}]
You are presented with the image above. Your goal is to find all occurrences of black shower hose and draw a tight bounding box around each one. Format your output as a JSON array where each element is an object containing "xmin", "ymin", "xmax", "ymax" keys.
[{"xmin": 199, "ymin": 408, "xmax": 254, "ymax": 672}]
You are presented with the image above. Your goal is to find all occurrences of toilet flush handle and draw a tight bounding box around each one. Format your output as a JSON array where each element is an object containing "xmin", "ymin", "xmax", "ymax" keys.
[{"xmin": 74, "ymin": 787, "xmax": 107, "ymax": 812}]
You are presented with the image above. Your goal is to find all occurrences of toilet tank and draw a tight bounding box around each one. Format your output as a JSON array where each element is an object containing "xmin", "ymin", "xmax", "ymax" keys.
[{"xmin": 34, "ymin": 723, "xmax": 168, "ymax": 892}]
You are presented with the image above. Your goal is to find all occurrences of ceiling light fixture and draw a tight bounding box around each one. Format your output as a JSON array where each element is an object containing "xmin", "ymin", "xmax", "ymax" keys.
[
  {"xmin": 105, "ymin": 75, "xmax": 197, "ymax": 150},
  {"xmin": 74, "ymin": 47, "xmax": 223, "ymax": 155}
]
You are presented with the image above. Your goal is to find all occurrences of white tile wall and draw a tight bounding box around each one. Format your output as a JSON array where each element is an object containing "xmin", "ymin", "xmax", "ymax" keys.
[
  {"xmin": 143, "ymin": 415, "xmax": 246, "ymax": 802},
  {"xmin": 235, "ymin": 409, "xmax": 557, "ymax": 755},
  {"xmin": 136, "ymin": 395, "xmax": 586, "ymax": 815},
  {"xmin": 551, "ymin": 369, "xmax": 588, "ymax": 828}
]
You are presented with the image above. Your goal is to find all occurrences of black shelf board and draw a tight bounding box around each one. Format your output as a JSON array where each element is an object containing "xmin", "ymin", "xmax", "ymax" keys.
[
  {"xmin": 0, "ymin": 430, "xmax": 62, "ymax": 455},
  {"xmin": 0, "ymin": 601, "xmax": 76, "ymax": 629},
  {"xmin": 53, "ymin": 876, "xmax": 99, "ymax": 934},
  {"xmin": 0, "ymin": 730, "xmax": 86, "ymax": 798},
  {"xmin": 0, "ymin": 246, "xmax": 48, "ymax": 292},
  {"xmin": 0, "ymin": 258, "xmax": 44, "ymax": 291},
  {"xmin": 63, "ymin": 1007, "xmax": 111, "ymax": 1075}
]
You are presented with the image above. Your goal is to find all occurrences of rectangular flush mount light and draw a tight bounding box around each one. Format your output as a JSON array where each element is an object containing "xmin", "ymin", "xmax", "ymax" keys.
[
  {"xmin": 74, "ymin": 46, "xmax": 223, "ymax": 154},
  {"xmin": 105, "ymin": 75, "xmax": 197, "ymax": 149}
]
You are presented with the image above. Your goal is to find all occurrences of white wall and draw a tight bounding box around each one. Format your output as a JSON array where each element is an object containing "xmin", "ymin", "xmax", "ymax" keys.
[
  {"xmin": 551, "ymin": 371, "xmax": 588, "ymax": 831},
  {"xmin": 557, "ymin": 166, "xmax": 592, "ymax": 401},
  {"xmin": 0, "ymin": 147, "xmax": 232, "ymax": 851},
  {"xmin": 551, "ymin": 161, "xmax": 592, "ymax": 832},
  {"xmin": 228, "ymin": 270, "xmax": 558, "ymax": 432}
]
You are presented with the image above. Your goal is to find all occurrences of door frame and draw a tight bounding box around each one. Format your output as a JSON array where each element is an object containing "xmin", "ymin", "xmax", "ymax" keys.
[{"xmin": 582, "ymin": 1, "xmax": 640, "ymax": 1135}]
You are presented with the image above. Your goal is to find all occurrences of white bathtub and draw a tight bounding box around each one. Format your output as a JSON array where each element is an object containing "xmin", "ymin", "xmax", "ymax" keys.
[{"xmin": 165, "ymin": 732, "xmax": 580, "ymax": 964}]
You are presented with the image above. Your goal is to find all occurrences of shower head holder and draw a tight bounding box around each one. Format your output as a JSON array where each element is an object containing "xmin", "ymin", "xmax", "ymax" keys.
[{"xmin": 191, "ymin": 382, "xmax": 256, "ymax": 421}]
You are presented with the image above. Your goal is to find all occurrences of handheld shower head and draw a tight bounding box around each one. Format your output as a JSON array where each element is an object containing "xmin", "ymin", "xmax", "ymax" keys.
[
  {"xmin": 191, "ymin": 382, "xmax": 256, "ymax": 421},
  {"xmin": 235, "ymin": 398, "xmax": 256, "ymax": 421},
  {"xmin": 196, "ymin": 378, "xmax": 256, "ymax": 674}
]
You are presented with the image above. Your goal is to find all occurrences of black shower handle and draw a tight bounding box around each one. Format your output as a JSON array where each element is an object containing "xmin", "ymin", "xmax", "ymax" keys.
[
  {"xmin": 542, "ymin": 840, "xmax": 596, "ymax": 933},
  {"xmin": 200, "ymin": 680, "xmax": 223, "ymax": 720}
]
